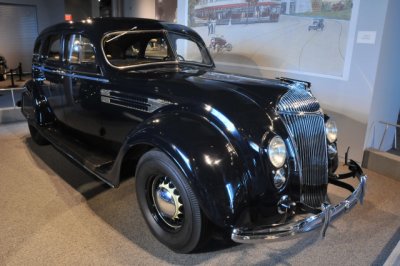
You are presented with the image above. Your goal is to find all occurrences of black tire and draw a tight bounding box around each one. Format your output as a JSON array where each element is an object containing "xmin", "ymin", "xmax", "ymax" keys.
[
  {"xmin": 135, "ymin": 149, "xmax": 209, "ymax": 253},
  {"xmin": 28, "ymin": 124, "xmax": 49, "ymax": 145}
]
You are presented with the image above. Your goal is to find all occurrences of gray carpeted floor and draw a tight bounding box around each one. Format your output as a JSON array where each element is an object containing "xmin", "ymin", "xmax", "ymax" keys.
[{"xmin": 0, "ymin": 122, "xmax": 399, "ymax": 265}]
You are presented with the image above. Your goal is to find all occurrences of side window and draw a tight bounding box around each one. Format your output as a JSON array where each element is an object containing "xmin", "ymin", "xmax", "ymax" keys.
[
  {"xmin": 175, "ymin": 38, "xmax": 203, "ymax": 63},
  {"xmin": 46, "ymin": 35, "xmax": 62, "ymax": 61},
  {"xmin": 66, "ymin": 34, "xmax": 98, "ymax": 73},
  {"xmin": 124, "ymin": 43, "xmax": 140, "ymax": 58}
]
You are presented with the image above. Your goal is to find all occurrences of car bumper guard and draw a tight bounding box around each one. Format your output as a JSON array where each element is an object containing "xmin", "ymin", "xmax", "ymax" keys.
[{"xmin": 231, "ymin": 160, "xmax": 367, "ymax": 243}]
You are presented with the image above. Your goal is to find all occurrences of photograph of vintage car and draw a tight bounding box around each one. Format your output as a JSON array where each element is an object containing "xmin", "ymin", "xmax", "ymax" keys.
[
  {"xmin": 21, "ymin": 17, "xmax": 366, "ymax": 253},
  {"xmin": 208, "ymin": 35, "xmax": 233, "ymax": 52},
  {"xmin": 308, "ymin": 18, "xmax": 325, "ymax": 31}
]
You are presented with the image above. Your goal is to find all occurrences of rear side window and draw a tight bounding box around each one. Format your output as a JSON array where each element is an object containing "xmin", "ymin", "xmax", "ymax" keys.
[
  {"xmin": 46, "ymin": 35, "xmax": 62, "ymax": 61},
  {"xmin": 67, "ymin": 35, "xmax": 96, "ymax": 64},
  {"xmin": 66, "ymin": 34, "xmax": 98, "ymax": 73}
]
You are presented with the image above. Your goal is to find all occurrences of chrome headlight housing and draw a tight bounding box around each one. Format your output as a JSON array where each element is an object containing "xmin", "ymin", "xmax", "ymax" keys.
[
  {"xmin": 325, "ymin": 120, "xmax": 338, "ymax": 143},
  {"xmin": 268, "ymin": 136, "xmax": 287, "ymax": 168}
]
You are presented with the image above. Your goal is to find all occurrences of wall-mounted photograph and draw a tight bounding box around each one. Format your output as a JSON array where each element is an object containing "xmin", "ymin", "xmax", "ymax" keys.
[{"xmin": 187, "ymin": 0, "xmax": 357, "ymax": 78}]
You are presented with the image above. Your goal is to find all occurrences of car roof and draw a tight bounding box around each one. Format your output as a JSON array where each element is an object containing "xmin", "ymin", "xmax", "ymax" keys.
[{"xmin": 38, "ymin": 17, "xmax": 203, "ymax": 43}]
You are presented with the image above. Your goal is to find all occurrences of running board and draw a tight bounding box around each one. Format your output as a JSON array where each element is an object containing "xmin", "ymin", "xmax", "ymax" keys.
[{"xmin": 39, "ymin": 126, "xmax": 116, "ymax": 187}]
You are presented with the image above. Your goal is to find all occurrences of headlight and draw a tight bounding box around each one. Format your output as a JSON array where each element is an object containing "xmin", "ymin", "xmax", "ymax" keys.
[
  {"xmin": 325, "ymin": 120, "xmax": 338, "ymax": 143},
  {"xmin": 268, "ymin": 136, "xmax": 287, "ymax": 168}
]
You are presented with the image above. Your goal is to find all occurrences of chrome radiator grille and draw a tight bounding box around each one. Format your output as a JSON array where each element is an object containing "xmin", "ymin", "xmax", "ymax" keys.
[{"xmin": 277, "ymin": 87, "xmax": 328, "ymax": 208}]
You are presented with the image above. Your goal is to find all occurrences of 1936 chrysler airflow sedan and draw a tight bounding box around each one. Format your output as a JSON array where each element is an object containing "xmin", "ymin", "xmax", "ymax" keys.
[{"xmin": 21, "ymin": 18, "xmax": 366, "ymax": 253}]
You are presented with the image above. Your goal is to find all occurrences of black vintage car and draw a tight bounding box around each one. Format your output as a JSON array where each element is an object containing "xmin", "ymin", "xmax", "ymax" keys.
[
  {"xmin": 308, "ymin": 18, "xmax": 325, "ymax": 31},
  {"xmin": 21, "ymin": 18, "xmax": 366, "ymax": 253},
  {"xmin": 0, "ymin": 55, "xmax": 7, "ymax": 81}
]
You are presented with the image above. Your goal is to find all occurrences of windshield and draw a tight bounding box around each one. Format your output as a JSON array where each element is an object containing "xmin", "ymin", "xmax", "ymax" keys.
[{"xmin": 102, "ymin": 30, "xmax": 213, "ymax": 69}]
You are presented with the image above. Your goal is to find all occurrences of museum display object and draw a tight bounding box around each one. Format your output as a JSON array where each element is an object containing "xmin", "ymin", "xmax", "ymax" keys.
[
  {"xmin": 308, "ymin": 18, "xmax": 325, "ymax": 31},
  {"xmin": 0, "ymin": 55, "xmax": 8, "ymax": 81},
  {"xmin": 208, "ymin": 35, "xmax": 232, "ymax": 52},
  {"xmin": 20, "ymin": 18, "xmax": 366, "ymax": 253}
]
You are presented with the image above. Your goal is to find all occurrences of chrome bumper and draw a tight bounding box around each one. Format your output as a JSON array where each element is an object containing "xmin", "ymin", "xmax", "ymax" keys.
[{"xmin": 231, "ymin": 165, "xmax": 367, "ymax": 243}]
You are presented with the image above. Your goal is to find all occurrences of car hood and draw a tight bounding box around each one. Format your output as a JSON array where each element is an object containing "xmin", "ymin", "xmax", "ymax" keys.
[
  {"xmin": 156, "ymin": 69, "xmax": 294, "ymax": 142},
  {"xmin": 186, "ymin": 70, "xmax": 290, "ymax": 109},
  {"xmin": 122, "ymin": 67, "xmax": 307, "ymax": 143}
]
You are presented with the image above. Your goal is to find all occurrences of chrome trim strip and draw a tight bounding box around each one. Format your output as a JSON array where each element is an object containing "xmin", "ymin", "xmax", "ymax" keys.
[
  {"xmin": 231, "ymin": 174, "xmax": 367, "ymax": 243},
  {"xmin": 100, "ymin": 89, "xmax": 173, "ymax": 113},
  {"xmin": 32, "ymin": 65, "xmax": 109, "ymax": 83}
]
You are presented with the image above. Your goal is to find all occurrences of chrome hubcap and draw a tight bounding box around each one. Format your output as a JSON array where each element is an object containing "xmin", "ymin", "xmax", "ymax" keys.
[{"xmin": 152, "ymin": 177, "xmax": 183, "ymax": 229}]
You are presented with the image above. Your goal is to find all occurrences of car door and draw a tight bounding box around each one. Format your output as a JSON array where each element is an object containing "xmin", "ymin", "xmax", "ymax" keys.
[
  {"xmin": 40, "ymin": 34, "xmax": 67, "ymax": 123},
  {"xmin": 63, "ymin": 33, "xmax": 104, "ymax": 137},
  {"xmin": 99, "ymin": 33, "xmax": 170, "ymax": 150}
]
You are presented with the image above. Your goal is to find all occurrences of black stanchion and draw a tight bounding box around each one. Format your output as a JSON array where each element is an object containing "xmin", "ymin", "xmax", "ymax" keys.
[{"xmin": 10, "ymin": 69, "xmax": 15, "ymax": 87}]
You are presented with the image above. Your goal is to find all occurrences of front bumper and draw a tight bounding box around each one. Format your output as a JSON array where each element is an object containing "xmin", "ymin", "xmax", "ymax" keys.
[{"xmin": 231, "ymin": 160, "xmax": 367, "ymax": 243}]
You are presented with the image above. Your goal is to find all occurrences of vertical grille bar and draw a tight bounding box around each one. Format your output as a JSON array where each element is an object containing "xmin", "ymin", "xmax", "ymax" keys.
[
  {"xmin": 277, "ymin": 87, "xmax": 328, "ymax": 208},
  {"xmin": 280, "ymin": 114, "xmax": 328, "ymax": 207}
]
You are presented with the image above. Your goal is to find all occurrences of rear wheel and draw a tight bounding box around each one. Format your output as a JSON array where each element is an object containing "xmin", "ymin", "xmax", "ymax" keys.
[
  {"xmin": 28, "ymin": 124, "xmax": 49, "ymax": 145},
  {"xmin": 135, "ymin": 149, "xmax": 209, "ymax": 253}
]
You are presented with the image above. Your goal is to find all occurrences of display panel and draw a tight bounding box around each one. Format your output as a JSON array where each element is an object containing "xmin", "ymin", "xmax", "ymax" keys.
[{"xmin": 187, "ymin": 0, "xmax": 359, "ymax": 79}]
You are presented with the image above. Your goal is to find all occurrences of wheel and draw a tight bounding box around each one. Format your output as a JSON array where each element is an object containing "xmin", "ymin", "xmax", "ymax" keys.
[
  {"xmin": 135, "ymin": 149, "xmax": 209, "ymax": 253},
  {"xmin": 28, "ymin": 124, "xmax": 49, "ymax": 145},
  {"xmin": 225, "ymin": 43, "xmax": 232, "ymax": 52}
]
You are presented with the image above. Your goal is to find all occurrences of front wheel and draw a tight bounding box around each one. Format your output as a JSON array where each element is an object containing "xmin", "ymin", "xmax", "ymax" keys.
[{"xmin": 135, "ymin": 149, "xmax": 209, "ymax": 253}]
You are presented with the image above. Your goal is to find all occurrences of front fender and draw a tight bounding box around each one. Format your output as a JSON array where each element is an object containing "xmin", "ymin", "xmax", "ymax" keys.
[{"xmin": 124, "ymin": 111, "xmax": 250, "ymax": 228}]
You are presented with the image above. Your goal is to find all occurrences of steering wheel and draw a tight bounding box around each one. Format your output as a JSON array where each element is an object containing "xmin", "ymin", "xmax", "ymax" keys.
[{"xmin": 177, "ymin": 54, "xmax": 185, "ymax": 61}]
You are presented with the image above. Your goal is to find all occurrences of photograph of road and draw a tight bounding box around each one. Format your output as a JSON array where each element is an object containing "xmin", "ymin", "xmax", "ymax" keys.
[{"xmin": 188, "ymin": 0, "xmax": 355, "ymax": 77}]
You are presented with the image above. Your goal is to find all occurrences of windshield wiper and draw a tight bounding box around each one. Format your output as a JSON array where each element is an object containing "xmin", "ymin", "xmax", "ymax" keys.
[{"xmin": 106, "ymin": 26, "xmax": 137, "ymax": 43}]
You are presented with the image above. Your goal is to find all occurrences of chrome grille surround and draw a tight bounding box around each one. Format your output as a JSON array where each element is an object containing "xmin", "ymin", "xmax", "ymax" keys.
[{"xmin": 277, "ymin": 86, "xmax": 328, "ymax": 208}]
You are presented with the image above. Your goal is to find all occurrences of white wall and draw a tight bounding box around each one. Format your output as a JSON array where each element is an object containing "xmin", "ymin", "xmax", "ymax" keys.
[
  {"xmin": 187, "ymin": 0, "xmax": 387, "ymax": 125},
  {"xmin": 0, "ymin": 0, "xmax": 64, "ymax": 72},
  {"xmin": 123, "ymin": 0, "xmax": 155, "ymax": 18},
  {"xmin": 0, "ymin": 0, "xmax": 64, "ymax": 33},
  {"xmin": 364, "ymin": 0, "xmax": 400, "ymax": 151}
]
